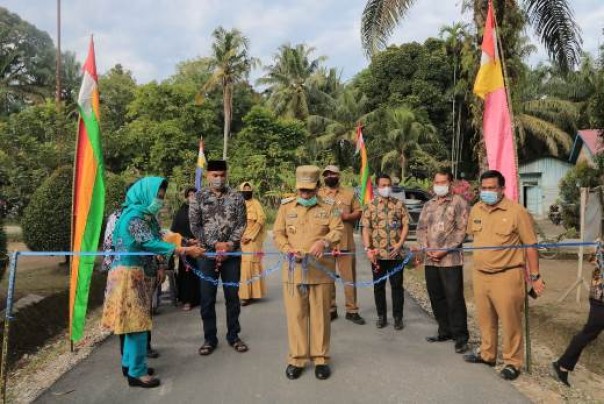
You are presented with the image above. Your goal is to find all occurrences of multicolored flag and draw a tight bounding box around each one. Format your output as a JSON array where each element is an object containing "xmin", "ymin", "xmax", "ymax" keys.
[
  {"xmin": 70, "ymin": 37, "xmax": 105, "ymax": 342},
  {"xmin": 195, "ymin": 136, "xmax": 207, "ymax": 190},
  {"xmin": 355, "ymin": 123, "xmax": 373, "ymax": 206},
  {"xmin": 473, "ymin": 0, "xmax": 518, "ymax": 201}
]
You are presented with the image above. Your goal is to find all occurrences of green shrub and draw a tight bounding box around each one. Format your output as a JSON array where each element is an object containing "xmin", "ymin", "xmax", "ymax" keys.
[
  {"xmin": 104, "ymin": 172, "xmax": 128, "ymax": 218},
  {"xmin": 559, "ymin": 161, "xmax": 602, "ymax": 231},
  {"xmin": 21, "ymin": 166, "xmax": 73, "ymax": 251}
]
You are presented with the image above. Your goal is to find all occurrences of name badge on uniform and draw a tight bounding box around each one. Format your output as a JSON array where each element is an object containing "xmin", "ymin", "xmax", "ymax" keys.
[
  {"xmin": 315, "ymin": 211, "xmax": 329, "ymax": 219},
  {"xmin": 473, "ymin": 219, "xmax": 482, "ymax": 224},
  {"xmin": 286, "ymin": 212, "xmax": 298, "ymax": 219}
]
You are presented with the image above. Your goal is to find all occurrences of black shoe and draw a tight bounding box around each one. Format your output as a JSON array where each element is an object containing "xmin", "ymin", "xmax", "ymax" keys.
[
  {"xmin": 376, "ymin": 316, "xmax": 387, "ymax": 328},
  {"xmin": 463, "ymin": 350, "xmax": 496, "ymax": 367},
  {"xmin": 454, "ymin": 341, "xmax": 469, "ymax": 354},
  {"xmin": 345, "ymin": 313, "xmax": 366, "ymax": 325},
  {"xmin": 127, "ymin": 375, "xmax": 160, "ymax": 388},
  {"xmin": 551, "ymin": 361, "xmax": 571, "ymax": 387},
  {"xmin": 330, "ymin": 311, "xmax": 338, "ymax": 321},
  {"xmin": 315, "ymin": 365, "xmax": 331, "ymax": 380},
  {"xmin": 146, "ymin": 348, "xmax": 160, "ymax": 359},
  {"xmin": 425, "ymin": 335, "xmax": 452, "ymax": 343},
  {"xmin": 500, "ymin": 365, "xmax": 520, "ymax": 381},
  {"xmin": 286, "ymin": 365, "xmax": 304, "ymax": 380},
  {"xmin": 122, "ymin": 367, "xmax": 155, "ymax": 377},
  {"xmin": 393, "ymin": 317, "xmax": 404, "ymax": 330}
]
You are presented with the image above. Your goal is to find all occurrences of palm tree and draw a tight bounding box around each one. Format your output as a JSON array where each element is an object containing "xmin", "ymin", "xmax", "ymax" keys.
[
  {"xmin": 310, "ymin": 87, "xmax": 372, "ymax": 166},
  {"xmin": 361, "ymin": 0, "xmax": 582, "ymax": 73},
  {"xmin": 257, "ymin": 44, "xmax": 328, "ymax": 120},
  {"xmin": 200, "ymin": 27, "xmax": 258, "ymax": 159},
  {"xmin": 515, "ymin": 98, "xmax": 576, "ymax": 157},
  {"xmin": 380, "ymin": 106, "xmax": 438, "ymax": 179}
]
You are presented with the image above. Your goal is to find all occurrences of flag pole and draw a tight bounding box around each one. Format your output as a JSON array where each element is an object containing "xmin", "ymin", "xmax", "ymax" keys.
[{"xmin": 490, "ymin": 2, "xmax": 531, "ymax": 374}]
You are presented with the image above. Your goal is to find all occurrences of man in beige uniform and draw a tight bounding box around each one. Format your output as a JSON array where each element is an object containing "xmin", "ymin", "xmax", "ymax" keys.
[
  {"xmin": 464, "ymin": 170, "xmax": 545, "ymax": 381},
  {"xmin": 318, "ymin": 165, "xmax": 365, "ymax": 325},
  {"xmin": 273, "ymin": 165, "xmax": 344, "ymax": 381}
]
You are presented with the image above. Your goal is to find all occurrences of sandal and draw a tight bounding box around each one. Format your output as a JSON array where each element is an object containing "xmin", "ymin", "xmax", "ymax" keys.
[
  {"xmin": 198, "ymin": 342, "xmax": 216, "ymax": 356},
  {"xmin": 500, "ymin": 365, "xmax": 520, "ymax": 381},
  {"xmin": 230, "ymin": 339, "xmax": 249, "ymax": 353}
]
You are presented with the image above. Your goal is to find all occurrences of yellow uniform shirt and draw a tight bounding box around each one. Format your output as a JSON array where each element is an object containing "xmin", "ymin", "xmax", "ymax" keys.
[
  {"xmin": 318, "ymin": 185, "xmax": 361, "ymax": 251},
  {"xmin": 467, "ymin": 198, "xmax": 537, "ymax": 273}
]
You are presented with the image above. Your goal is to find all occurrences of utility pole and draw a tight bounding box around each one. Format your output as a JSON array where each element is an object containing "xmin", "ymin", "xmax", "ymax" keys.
[{"xmin": 55, "ymin": 0, "xmax": 62, "ymax": 105}]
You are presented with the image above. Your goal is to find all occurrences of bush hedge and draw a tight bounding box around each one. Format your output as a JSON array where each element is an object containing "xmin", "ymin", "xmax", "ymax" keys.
[{"xmin": 22, "ymin": 165, "xmax": 73, "ymax": 251}]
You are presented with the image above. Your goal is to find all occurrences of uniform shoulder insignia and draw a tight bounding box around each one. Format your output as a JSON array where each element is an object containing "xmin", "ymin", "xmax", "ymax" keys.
[{"xmin": 281, "ymin": 196, "xmax": 296, "ymax": 205}]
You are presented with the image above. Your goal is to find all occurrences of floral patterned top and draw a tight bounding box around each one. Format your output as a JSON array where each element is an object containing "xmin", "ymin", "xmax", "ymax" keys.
[{"xmin": 361, "ymin": 196, "xmax": 409, "ymax": 260}]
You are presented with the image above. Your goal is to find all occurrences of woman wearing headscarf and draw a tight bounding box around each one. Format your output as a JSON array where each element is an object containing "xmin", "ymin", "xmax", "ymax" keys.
[
  {"xmin": 170, "ymin": 186, "xmax": 200, "ymax": 311},
  {"xmin": 238, "ymin": 182, "xmax": 267, "ymax": 305},
  {"xmin": 102, "ymin": 177, "xmax": 205, "ymax": 388}
]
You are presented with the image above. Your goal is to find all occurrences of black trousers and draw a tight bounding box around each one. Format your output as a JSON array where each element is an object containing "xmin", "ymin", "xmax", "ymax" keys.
[
  {"xmin": 558, "ymin": 299, "xmax": 604, "ymax": 371},
  {"xmin": 198, "ymin": 256, "xmax": 242, "ymax": 346},
  {"xmin": 425, "ymin": 265, "xmax": 469, "ymax": 342},
  {"xmin": 177, "ymin": 256, "xmax": 200, "ymax": 306},
  {"xmin": 372, "ymin": 259, "xmax": 404, "ymax": 319}
]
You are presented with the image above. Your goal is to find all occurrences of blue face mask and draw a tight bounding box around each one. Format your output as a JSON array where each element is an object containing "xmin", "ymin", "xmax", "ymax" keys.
[
  {"xmin": 148, "ymin": 198, "xmax": 164, "ymax": 215},
  {"xmin": 297, "ymin": 196, "xmax": 318, "ymax": 207},
  {"xmin": 480, "ymin": 191, "xmax": 500, "ymax": 205}
]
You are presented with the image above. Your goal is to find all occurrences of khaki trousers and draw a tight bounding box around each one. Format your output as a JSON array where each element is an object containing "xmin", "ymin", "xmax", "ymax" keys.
[
  {"xmin": 473, "ymin": 268, "xmax": 525, "ymax": 369},
  {"xmin": 283, "ymin": 283, "xmax": 331, "ymax": 366},
  {"xmin": 330, "ymin": 254, "xmax": 359, "ymax": 313}
]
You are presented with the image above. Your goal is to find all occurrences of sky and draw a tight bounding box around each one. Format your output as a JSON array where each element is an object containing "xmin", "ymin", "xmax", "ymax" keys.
[{"xmin": 4, "ymin": 0, "xmax": 604, "ymax": 84}]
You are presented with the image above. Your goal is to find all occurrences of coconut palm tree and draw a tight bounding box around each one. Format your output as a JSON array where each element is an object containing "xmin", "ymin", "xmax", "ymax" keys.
[
  {"xmin": 380, "ymin": 106, "xmax": 438, "ymax": 179},
  {"xmin": 361, "ymin": 0, "xmax": 582, "ymax": 73},
  {"xmin": 310, "ymin": 87, "xmax": 373, "ymax": 166},
  {"xmin": 199, "ymin": 27, "xmax": 258, "ymax": 159},
  {"xmin": 257, "ymin": 44, "xmax": 328, "ymax": 120}
]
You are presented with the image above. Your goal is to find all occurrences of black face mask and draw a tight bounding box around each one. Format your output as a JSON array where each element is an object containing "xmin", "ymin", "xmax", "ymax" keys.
[
  {"xmin": 242, "ymin": 191, "xmax": 253, "ymax": 200},
  {"xmin": 324, "ymin": 177, "xmax": 339, "ymax": 188}
]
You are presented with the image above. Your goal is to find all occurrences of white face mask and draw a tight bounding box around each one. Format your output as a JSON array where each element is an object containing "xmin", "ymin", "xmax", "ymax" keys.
[
  {"xmin": 377, "ymin": 187, "xmax": 392, "ymax": 198},
  {"xmin": 433, "ymin": 184, "xmax": 449, "ymax": 197}
]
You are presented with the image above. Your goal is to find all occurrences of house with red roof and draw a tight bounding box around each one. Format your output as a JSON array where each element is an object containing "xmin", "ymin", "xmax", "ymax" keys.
[{"xmin": 569, "ymin": 129, "xmax": 603, "ymax": 167}]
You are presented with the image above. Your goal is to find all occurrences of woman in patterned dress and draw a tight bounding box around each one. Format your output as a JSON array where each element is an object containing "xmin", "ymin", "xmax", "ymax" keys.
[{"xmin": 102, "ymin": 177, "xmax": 205, "ymax": 388}]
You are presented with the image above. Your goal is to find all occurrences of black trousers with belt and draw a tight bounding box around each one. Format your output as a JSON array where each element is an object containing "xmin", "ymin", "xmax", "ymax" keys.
[
  {"xmin": 372, "ymin": 259, "xmax": 404, "ymax": 319},
  {"xmin": 425, "ymin": 265, "xmax": 469, "ymax": 342},
  {"xmin": 198, "ymin": 256, "xmax": 242, "ymax": 346},
  {"xmin": 558, "ymin": 299, "xmax": 604, "ymax": 371}
]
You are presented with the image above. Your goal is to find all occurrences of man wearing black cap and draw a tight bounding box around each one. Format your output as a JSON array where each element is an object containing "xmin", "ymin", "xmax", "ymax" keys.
[{"xmin": 189, "ymin": 160, "xmax": 248, "ymax": 355}]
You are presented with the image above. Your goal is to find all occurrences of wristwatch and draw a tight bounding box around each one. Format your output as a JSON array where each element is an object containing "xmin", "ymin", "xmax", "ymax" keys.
[{"xmin": 529, "ymin": 273, "xmax": 541, "ymax": 282}]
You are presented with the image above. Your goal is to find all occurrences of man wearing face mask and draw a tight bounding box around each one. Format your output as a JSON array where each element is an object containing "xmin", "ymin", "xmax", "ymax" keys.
[
  {"xmin": 273, "ymin": 165, "xmax": 344, "ymax": 381},
  {"xmin": 464, "ymin": 170, "xmax": 545, "ymax": 381},
  {"xmin": 416, "ymin": 170, "xmax": 470, "ymax": 354},
  {"xmin": 189, "ymin": 160, "xmax": 248, "ymax": 356},
  {"xmin": 318, "ymin": 165, "xmax": 365, "ymax": 325},
  {"xmin": 361, "ymin": 173, "xmax": 410, "ymax": 330}
]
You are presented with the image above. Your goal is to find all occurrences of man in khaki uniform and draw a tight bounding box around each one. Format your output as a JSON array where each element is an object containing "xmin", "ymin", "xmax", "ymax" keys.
[
  {"xmin": 318, "ymin": 165, "xmax": 365, "ymax": 325},
  {"xmin": 273, "ymin": 165, "xmax": 344, "ymax": 381},
  {"xmin": 464, "ymin": 170, "xmax": 545, "ymax": 381}
]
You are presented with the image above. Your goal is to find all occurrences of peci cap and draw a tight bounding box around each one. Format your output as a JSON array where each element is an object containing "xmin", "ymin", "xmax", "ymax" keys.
[
  {"xmin": 322, "ymin": 165, "xmax": 340, "ymax": 175},
  {"xmin": 206, "ymin": 160, "xmax": 228, "ymax": 171},
  {"xmin": 295, "ymin": 165, "xmax": 321, "ymax": 190}
]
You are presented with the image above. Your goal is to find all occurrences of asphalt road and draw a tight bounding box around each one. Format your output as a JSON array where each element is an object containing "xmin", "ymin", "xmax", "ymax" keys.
[{"xmin": 36, "ymin": 239, "xmax": 528, "ymax": 404}]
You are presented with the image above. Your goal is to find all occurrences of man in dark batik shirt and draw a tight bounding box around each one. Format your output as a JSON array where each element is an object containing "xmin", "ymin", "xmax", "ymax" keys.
[{"xmin": 189, "ymin": 160, "xmax": 249, "ymax": 355}]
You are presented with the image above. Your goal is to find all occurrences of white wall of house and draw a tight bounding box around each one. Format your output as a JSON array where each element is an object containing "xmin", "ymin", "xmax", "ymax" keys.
[{"xmin": 519, "ymin": 157, "xmax": 573, "ymax": 218}]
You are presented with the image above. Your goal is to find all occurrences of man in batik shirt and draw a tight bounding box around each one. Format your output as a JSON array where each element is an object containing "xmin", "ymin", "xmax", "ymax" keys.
[
  {"xmin": 361, "ymin": 173, "xmax": 409, "ymax": 330},
  {"xmin": 416, "ymin": 170, "xmax": 470, "ymax": 354},
  {"xmin": 189, "ymin": 160, "xmax": 248, "ymax": 356}
]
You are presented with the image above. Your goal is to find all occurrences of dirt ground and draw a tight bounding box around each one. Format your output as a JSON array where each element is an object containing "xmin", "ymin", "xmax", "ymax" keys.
[{"xmin": 404, "ymin": 250, "xmax": 604, "ymax": 403}]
